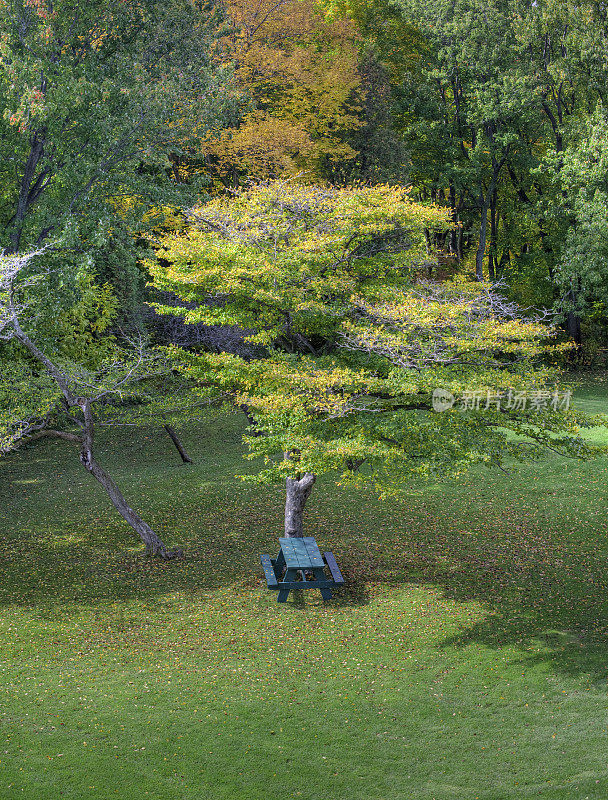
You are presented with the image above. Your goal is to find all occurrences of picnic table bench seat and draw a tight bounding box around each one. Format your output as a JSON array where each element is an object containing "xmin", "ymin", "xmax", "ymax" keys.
[
  {"xmin": 260, "ymin": 553, "xmax": 278, "ymax": 588},
  {"xmin": 323, "ymin": 551, "xmax": 344, "ymax": 585},
  {"xmin": 260, "ymin": 537, "xmax": 345, "ymax": 602}
]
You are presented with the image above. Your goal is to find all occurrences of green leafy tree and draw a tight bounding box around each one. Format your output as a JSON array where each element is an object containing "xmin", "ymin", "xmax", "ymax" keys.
[
  {"xmin": 0, "ymin": 0, "xmax": 236, "ymax": 253},
  {"xmin": 0, "ymin": 0, "xmax": 239, "ymax": 500},
  {"xmin": 328, "ymin": 0, "xmax": 608, "ymax": 321},
  {"xmin": 152, "ymin": 180, "xmax": 590, "ymax": 538},
  {"xmin": 353, "ymin": 0, "xmax": 533, "ymax": 279},
  {"xmin": 546, "ymin": 104, "xmax": 608, "ymax": 345},
  {"xmin": 0, "ymin": 250, "xmax": 210, "ymax": 558},
  {"xmin": 0, "ymin": 0, "xmax": 240, "ymax": 333}
]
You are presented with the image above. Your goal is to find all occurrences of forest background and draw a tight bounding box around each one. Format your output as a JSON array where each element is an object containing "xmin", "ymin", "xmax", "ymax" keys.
[{"xmin": 3, "ymin": 0, "xmax": 608, "ymax": 350}]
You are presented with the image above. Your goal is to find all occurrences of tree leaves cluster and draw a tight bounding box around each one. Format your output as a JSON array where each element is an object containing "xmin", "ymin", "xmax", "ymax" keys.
[{"xmin": 202, "ymin": 0, "xmax": 363, "ymax": 183}]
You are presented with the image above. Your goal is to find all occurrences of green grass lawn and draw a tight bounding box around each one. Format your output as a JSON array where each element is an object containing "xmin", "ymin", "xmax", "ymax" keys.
[{"xmin": 2, "ymin": 383, "xmax": 608, "ymax": 799}]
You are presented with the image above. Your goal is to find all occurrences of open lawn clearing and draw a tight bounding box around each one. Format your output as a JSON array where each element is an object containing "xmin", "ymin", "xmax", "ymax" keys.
[{"xmin": 0, "ymin": 385, "xmax": 607, "ymax": 799}]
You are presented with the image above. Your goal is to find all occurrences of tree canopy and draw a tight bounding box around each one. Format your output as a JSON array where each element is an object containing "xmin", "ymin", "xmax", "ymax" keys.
[{"xmin": 152, "ymin": 180, "xmax": 592, "ymax": 538}]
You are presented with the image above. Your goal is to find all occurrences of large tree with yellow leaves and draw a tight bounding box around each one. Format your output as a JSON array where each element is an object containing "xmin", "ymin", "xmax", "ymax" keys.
[{"xmin": 152, "ymin": 180, "xmax": 591, "ymax": 539}]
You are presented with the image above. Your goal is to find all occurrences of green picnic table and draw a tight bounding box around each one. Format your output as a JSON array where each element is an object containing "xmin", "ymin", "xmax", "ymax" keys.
[{"xmin": 260, "ymin": 537, "xmax": 344, "ymax": 602}]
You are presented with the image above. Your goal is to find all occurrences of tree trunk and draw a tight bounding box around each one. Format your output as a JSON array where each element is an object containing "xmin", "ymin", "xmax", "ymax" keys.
[
  {"xmin": 78, "ymin": 400, "xmax": 181, "ymax": 558},
  {"xmin": 448, "ymin": 182, "xmax": 458, "ymax": 257},
  {"xmin": 475, "ymin": 183, "xmax": 491, "ymax": 281},
  {"xmin": 163, "ymin": 424, "xmax": 193, "ymax": 464},
  {"xmin": 566, "ymin": 288, "xmax": 582, "ymax": 346},
  {"xmin": 457, "ymin": 223, "xmax": 463, "ymax": 263},
  {"xmin": 284, "ymin": 473, "xmax": 316, "ymax": 538},
  {"xmin": 497, "ymin": 249, "xmax": 510, "ymax": 278},
  {"xmin": 79, "ymin": 443, "xmax": 182, "ymax": 558},
  {"xmin": 10, "ymin": 308, "xmax": 181, "ymax": 559},
  {"xmin": 240, "ymin": 404, "xmax": 263, "ymax": 436},
  {"xmin": 567, "ymin": 311, "xmax": 582, "ymax": 346},
  {"xmin": 8, "ymin": 131, "xmax": 46, "ymax": 254},
  {"xmin": 488, "ymin": 187, "xmax": 498, "ymax": 282}
]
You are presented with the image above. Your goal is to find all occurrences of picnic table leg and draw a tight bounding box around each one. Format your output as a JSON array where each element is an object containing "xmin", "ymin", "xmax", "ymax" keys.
[
  {"xmin": 312, "ymin": 567, "xmax": 332, "ymax": 601},
  {"xmin": 277, "ymin": 567, "xmax": 298, "ymax": 603}
]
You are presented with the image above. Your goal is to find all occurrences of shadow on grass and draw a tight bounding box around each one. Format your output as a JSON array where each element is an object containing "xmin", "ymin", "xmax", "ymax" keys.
[
  {"xmin": 346, "ymin": 522, "xmax": 608, "ymax": 685},
  {"xmin": 269, "ymin": 573, "xmax": 372, "ymax": 609},
  {"xmin": 245, "ymin": 517, "xmax": 608, "ymax": 684}
]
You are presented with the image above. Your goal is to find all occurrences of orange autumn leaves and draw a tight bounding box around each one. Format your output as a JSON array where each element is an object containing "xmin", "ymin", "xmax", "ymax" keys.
[{"xmin": 204, "ymin": 0, "xmax": 363, "ymax": 182}]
